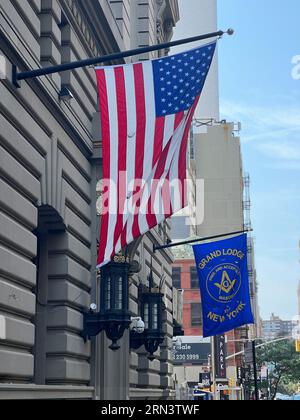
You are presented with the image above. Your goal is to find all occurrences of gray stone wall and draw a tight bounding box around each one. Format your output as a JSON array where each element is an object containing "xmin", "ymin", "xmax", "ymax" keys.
[
  {"xmin": 0, "ymin": 0, "xmax": 179, "ymax": 399},
  {"xmin": 0, "ymin": 0, "xmax": 120, "ymax": 391}
]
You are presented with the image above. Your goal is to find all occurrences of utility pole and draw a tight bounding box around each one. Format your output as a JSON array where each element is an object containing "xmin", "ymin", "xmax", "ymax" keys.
[
  {"xmin": 252, "ymin": 340, "xmax": 259, "ymax": 401},
  {"xmin": 211, "ymin": 336, "xmax": 217, "ymax": 400},
  {"xmin": 267, "ymin": 368, "xmax": 271, "ymax": 400}
]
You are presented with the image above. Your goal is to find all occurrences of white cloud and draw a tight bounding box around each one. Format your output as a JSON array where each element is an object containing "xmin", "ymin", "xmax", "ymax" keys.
[
  {"xmin": 257, "ymin": 141, "xmax": 300, "ymax": 161},
  {"xmin": 220, "ymin": 99, "xmax": 300, "ymax": 140},
  {"xmin": 220, "ymin": 99, "xmax": 300, "ymax": 168}
]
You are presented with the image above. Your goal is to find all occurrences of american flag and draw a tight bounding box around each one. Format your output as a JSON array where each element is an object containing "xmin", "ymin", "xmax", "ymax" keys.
[{"xmin": 96, "ymin": 42, "xmax": 217, "ymax": 267}]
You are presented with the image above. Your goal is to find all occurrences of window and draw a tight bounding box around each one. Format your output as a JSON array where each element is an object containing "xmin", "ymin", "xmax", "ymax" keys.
[
  {"xmin": 172, "ymin": 267, "xmax": 181, "ymax": 289},
  {"xmin": 190, "ymin": 267, "xmax": 199, "ymax": 289},
  {"xmin": 189, "ymin": 128, "xmax": 195, "ymax": 160},
  {"xmin": 191, "ymin": 303, "xmax": 202, "ymax": 326}
]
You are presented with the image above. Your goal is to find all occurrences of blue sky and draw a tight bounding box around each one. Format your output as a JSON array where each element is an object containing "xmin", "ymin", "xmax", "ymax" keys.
[{"xmin": 174, "ymin": 0, "xmax": 300, "ymax": 320}]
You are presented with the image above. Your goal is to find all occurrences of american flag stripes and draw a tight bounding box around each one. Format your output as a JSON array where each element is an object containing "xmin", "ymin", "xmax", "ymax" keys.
[{"xmin": 96, "ymin": 42, "xmax": 217, "ymax": 268}]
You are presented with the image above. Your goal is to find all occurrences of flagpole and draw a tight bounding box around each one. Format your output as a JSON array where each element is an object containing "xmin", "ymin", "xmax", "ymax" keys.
[
  {"xmin": 153, "ymin": 229, "xmax": 252, "ymax": 253},
  {"xmin": 12, "ymin": 29, "xmax": 234, "ymax": 86}
]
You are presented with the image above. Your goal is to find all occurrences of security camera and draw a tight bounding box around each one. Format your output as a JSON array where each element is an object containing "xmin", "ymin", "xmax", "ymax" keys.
[
  {"xmin": 130, "ymin": 317, "xmax": 145, "ymax": 334},
  {"xmin": 90, "ymin": 303, "xmax": 97, "ymax": 312}
]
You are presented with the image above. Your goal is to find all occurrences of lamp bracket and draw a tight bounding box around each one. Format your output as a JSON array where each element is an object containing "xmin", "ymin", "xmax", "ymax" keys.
[
  {"xmin": 82, "ymin": 310, "xmax": 131, "ymax": 350},
  {"xmin": 130, "ymin": 330, "xmax": 165, "ymax": 361}
]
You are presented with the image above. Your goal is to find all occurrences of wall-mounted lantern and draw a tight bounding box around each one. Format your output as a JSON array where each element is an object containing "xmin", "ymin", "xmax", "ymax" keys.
[
  {"xmin": 130, "ymin": 272, "xmax": 165, "ymax": 361},
  {"xmin": 82, "ymin": 255, "xmax": 131, "ymax": 350}
]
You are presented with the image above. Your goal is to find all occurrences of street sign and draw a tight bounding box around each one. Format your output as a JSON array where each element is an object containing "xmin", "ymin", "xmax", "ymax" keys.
[
  {"xmin": 199, "ymin": 372, "xmax": 211, "ymax": 388},
  {"xmin": 237, "ymin": 366, "xmax": 245, "ymax": 383},
  {"xmin": 214, "ymin": 335, "xmax": 227, "ymax": 379}
]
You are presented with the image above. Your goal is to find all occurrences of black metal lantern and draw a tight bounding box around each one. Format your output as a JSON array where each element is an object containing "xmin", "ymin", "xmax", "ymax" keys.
[
  {"xmin": 173, "ymin": 319, "xmax": 185, "ymax": 337},
  {"xmin": 130, "ymin": 272, "xmax": 165, "ymax": 361},
  {"xmin": 82, "ymin": 255, "xmax": 131, "ymax": 350}
]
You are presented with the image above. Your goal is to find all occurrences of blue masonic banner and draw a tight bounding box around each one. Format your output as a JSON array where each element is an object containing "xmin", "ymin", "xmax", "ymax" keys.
[{"xmin": 193, "ymin": 234, "xmax": 254, "ymax": 337}]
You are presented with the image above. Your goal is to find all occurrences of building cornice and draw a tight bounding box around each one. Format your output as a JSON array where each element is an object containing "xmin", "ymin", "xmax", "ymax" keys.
[{"xmin": 166, "ymin": 0, "xmax": 180, "ymax": 25}]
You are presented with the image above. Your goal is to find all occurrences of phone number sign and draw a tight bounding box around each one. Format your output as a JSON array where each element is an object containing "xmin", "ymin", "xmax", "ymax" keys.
[{"xmin": 172, "ymin": 342, "xmax": 211, "ymax": 365}]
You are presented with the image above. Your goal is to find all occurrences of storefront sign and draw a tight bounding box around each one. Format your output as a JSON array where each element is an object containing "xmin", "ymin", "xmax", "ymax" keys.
[
  {"xmin": 172, "ymin": 342, "xmax": 211, "ymax": 365},
  {"xmin": 214, "ymin": 335, "xmax": 227, "ymax": 379}
]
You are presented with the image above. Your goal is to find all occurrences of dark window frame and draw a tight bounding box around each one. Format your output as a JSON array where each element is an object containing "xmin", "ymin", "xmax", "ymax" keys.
[
  {"xmin": 191, "ymin": 302, "xmax": 202, "ymax": 326},
  {"xmin": 172, "ymin": 267, "xmax": 181, "ymax": 289},
  {"xmin": 190, "ymin": 266, "xmax": 199, "ymax": 289}
]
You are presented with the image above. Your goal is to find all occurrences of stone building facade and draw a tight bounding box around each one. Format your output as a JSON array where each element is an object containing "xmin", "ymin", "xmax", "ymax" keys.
[{"xmin": 0, "ymin": 0, "xmax": 180, "ymax": 400}]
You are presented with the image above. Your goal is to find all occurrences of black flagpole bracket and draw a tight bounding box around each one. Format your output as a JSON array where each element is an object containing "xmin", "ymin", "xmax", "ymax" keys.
[
  {"xmin": 12, "ymin": 65, "xmax": 21, "ymax": 88},
  {"xmin": 12, "ymin": 29, "xmax": 234, "ymax": 88},
  {"xmin": 153, "ymin": 229, "xmax": 252, "ymax": 253}
]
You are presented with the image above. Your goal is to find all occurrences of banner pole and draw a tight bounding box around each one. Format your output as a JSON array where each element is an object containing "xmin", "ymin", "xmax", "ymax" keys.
[
  {"xmin": 153, "ymin": 229, "xmax": 252, "ymax": 253},
  {"xmin": 252, "ymin": 340, "xmax": 259, "ymax": 400},
  {"xmin": 13, "ymin": 29, "xmax": 234, "ymax": 86}
]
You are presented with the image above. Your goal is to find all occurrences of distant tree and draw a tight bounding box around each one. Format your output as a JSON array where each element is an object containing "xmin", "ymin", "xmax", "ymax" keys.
[{"xmin": 257, "ymin": 340, "xmax": 300, "ymax": 400}]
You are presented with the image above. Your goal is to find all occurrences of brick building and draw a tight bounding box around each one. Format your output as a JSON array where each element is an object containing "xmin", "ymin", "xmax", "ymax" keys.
[{"xmin": 172, "ymin": 247, "xmax": 203, "ymax": 336}]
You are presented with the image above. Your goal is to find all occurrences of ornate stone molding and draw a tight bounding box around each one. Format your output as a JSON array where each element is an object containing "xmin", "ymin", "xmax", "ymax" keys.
[
  {"xmin": 62, "ymin": 0, "xmax": 101, "ymax": 57},
  {"xmin": 172, "ymin": 242, "xmax": 195, "ymax": 260},
  {"xmin": 156, "ymin": 0, "xmax": 180, "ymax": 43}
]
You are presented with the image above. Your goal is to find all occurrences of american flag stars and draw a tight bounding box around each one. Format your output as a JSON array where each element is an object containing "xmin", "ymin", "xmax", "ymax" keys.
[{"xmin": 153, "ymin": 42, "xmax": 216, "ymax": 117}]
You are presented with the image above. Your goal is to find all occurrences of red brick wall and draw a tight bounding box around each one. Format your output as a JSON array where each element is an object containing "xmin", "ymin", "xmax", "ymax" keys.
[
  {"xmin": 174, "ymin": 260, "xmax": 240, "ymax": 360},
  {"xmin": 173, "ymin": 259, "xmax": 203, "ymax": 337},
  {"xmin": 173, "ymin": 259, "xmax": 242, "ymax": 368}
]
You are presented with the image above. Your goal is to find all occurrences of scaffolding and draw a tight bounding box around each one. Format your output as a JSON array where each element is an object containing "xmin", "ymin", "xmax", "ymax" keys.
[
  {"xmin": 193, "ymin": 118, "xmax": 241, "ymax": 133},
  {"xmin": 243, "ymin": 174, "xmax": 252, "ymax": 232}
]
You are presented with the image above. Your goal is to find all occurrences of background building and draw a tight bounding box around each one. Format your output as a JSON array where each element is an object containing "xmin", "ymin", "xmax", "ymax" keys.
[
  {"xmin": 194, "ymin": 121, "xmax": 243, "ymax": 236},
  {"xmin": 262, "ymin": 314, "xmax": 295, "ymax": 340},
  {"xmin": 171, "ymin": 0, "xmax": 220, "ymax": 122},
  {"xmin": 0, "ymin": 0, "xmax": 180, "ymax": 400}
]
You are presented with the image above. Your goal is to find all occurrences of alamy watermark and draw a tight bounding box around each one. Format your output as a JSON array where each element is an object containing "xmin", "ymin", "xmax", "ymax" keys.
[
  {"xmin": 96, "ymin": 175, "xmax": 205, "ymax": 227},
  {"xmin": 291, "ymin": 55, "xmax": 300, "ymax": 80}
]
